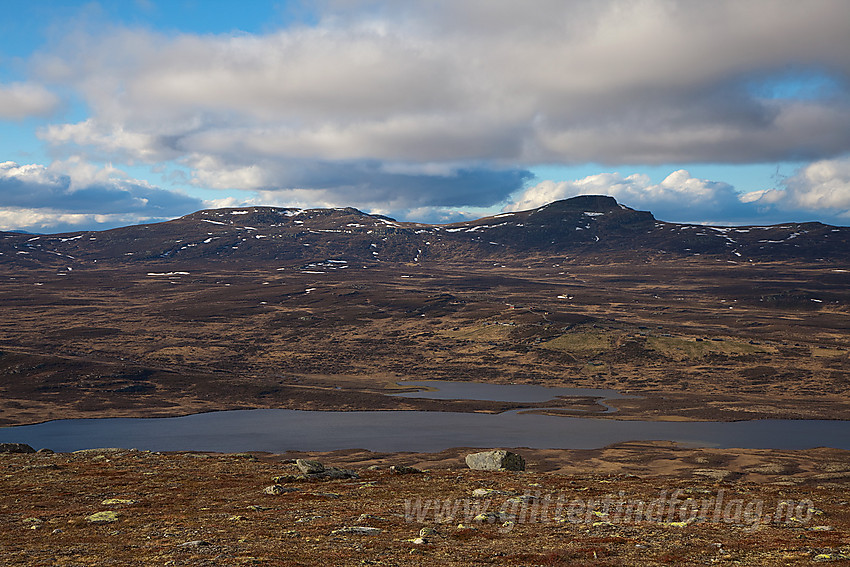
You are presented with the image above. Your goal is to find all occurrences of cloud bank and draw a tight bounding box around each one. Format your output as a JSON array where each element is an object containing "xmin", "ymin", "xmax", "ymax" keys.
[
  {"xmin": 27, "ymin": 0, "xmax": 850, "ymax": 219},
  {"xmin": 508, "ymin": 158, "xmax": 850, "ymax": 225},
  {"xmin": 0, "ymin": 161, "xmax": 203, "ymax": 232},
  {"xmin": 0, "ymin": 0, "xmax": 847, "ymax": 230}
]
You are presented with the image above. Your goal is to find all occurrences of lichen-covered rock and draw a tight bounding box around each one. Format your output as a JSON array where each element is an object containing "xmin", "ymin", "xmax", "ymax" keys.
[
  {"xmin": 322, "ymin": 467, "xmax": 359, "ymax": 479},
  {"xmin": 357, "ymin": 514, "xmax": 388, "ymax": 523},
  {"xmin": 22, "ymin": 517, "xmax": 44, "ymax": 529},
  {"xmin": 473, "ymin": 512, "xmax": 500, "ymax": 523},
  {"xmin": 465, "ymin": 450, "xmax": 525, "ymax": 471},
  {"xmin": 296, "ymin": 459, "xmax": 325, "ymax": 474},
  {"xmin": 263, "ymin": 484, "xmax": 300, "ymax": 495},
  {"xmin": 284, "ymin": 460, "xmax": 358, "ymax": 481},
  {"xmin": 331, "ymin": 526, "xmax": 382, "ymax": 535},
  {"xmin": 271, "ymin": 474, "xmax": 303, "ymax": 483},
  {"xmin": 178, "ymin": 540, "xmax": 209, "ymax": 548},
  {"xmin": 101, "ymin": 498, "xmax": 136, "ymax": 506},
  {"xmin": 0, "ymin": 443, "xmax": 36, "ymax": 454},
  {"xmin": 390, "ymin": 465, "xmax": 423, "ymax": 475},
  {"xmin": 85, "ymin": 511, "xmax": 120, "ymax": 523},
  {"xmin": 471, "ymin": 488, "xmax": 512, "ymax": 498},
  {"xmin": 506, "ymin": 494, "xmax": 537, "ymax": 505},
  {"xmin": 72, "ymin": 448, "xmax": 127, "ymax": 455},
  {"xmin": 419, "ymin": 527, "xmax": 439, "ymax": 538}
]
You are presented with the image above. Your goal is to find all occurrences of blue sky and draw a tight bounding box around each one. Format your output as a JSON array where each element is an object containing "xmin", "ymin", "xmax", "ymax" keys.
[{"xmin": 2, "ymin": 0, "xmax": 850, "ymax": 232}]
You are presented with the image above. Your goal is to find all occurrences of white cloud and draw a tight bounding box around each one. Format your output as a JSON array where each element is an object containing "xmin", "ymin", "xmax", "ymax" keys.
[
  {"xmin": 509, "ymin": 159, "xmax": 850, "ymax": 226},
  {"xmin": 0, "ymin": 82, "xmax": 59, "ymax": 119},
  {"xmin": 202, "ymin": 196, "xmax": 257, "ymax": 210},
  {"xmin": 506, "ymin": 170, "xmax": 745, "ymax": 222},
  {"xmin": 188, "ymin": 156, "xmax": 273, "ymax": 191},
  {"xmin": 781, "ymin": 158, "xmax": 850, "ymax": 211},
  {"xmin": 0, "ymin": 160, "xmax": 203, "ymax": 231},
  {"xmin": 744, "ymin": 157, "xmax": 850, "ymax": 220},
  {"xmin": 0, "ymin": 161, "xmax": 56, "ymax": 186},
  {"xmin": 30, "ymin": 0, "xmax": 850, "ymax": 210},
  {"xmin": 0, "ymin": 208, "xmax": 165, "ymax": 233},
  {"xmin": 42, "ymin": 119, "xmax": 182, "ymax": 162}
]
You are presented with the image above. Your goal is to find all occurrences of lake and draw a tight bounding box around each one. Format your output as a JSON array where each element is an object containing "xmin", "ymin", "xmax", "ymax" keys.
[{"xmin": 1, "ymin": 381, "xmax": 848, "ymax": 453}]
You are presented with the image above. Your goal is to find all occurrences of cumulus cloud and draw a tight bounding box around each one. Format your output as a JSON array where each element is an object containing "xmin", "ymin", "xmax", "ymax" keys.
[
  {"xmin": 0, "ymin": 209, "xmax": 166, "ymax": 234},
  {"xmin": 508, "ymin": 160, "xmax": 850, "ymax": 226},
  {"xmin": 30, "ymin": 0, "xmax": 850, "ymax": 210},
  {"xmin": 0, "ymin": 82, "xmax": 59, "ymax": 119},
  {"xmin": 506, "ymin": 170, "xmax": 752, "ymax": 222},
  {"xmin": 0, "ymin": 160, "xmax": 203, "ymax": 231},
  {"xmin": 744, "ymin": 157, "xmax": 850, "ymax": 222}
]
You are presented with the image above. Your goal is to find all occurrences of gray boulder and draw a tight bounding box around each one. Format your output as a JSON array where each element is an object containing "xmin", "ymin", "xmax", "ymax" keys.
[
  {"xmin": 263, "ymin": 484, "xmax": 300, "ymax": 495},
  {"xmin": 465, "ymin": 450, "xmax": 525, "ymax": 471},
  {"xmin": 390, "ymin": 465, "xmax": 423, "ymax": 475},
  {"xmin": 331, "ymin": 526, "xmax": 382, "ymax": 536},
  {"xmin": 296, "ymin": 459, "xmax": 325, "ymax": 474},
  {"xmin": 322, "ymin": 467, "xmax": 359, "ymax": 480},
  {"xmin": 0, "ymin": 443, "xmax": 36, "ymax": 454},
  {"xmin": 291, "ymin": 459, "xmax": 358, "ymax": 480}
]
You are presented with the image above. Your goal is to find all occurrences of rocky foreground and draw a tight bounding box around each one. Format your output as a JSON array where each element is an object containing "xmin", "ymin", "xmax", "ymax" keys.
[{"xmin": 2, "ymin": 444, "xmax": 850, "ymax": 566}]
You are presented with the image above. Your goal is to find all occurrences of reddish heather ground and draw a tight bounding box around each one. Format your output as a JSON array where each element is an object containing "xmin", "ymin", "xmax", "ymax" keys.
[{"xmin": 2, "ymin": 445, "xmax": 849, "ymax": 566}]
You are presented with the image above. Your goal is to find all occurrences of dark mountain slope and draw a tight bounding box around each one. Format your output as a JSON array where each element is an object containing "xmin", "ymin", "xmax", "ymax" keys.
[{"xmin": 1, "ymin": 196, "xmax": 848, "ymax": 269}]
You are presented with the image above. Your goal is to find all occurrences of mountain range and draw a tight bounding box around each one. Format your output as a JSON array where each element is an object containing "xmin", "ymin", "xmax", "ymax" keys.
[{"xmin": 2, "ymin": 196, "xmax": 848, "ymax": 268}]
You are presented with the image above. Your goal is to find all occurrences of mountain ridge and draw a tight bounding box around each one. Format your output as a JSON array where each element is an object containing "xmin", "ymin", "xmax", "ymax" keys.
[{"xmin": 1, "ymin": 196, "xmax": 848, "ymax": 268}]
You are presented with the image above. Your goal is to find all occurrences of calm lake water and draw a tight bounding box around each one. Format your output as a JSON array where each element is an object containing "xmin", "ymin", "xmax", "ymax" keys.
[{"xmin": 1, "ymin": 381, "xmax": 848, "ymax": 453}]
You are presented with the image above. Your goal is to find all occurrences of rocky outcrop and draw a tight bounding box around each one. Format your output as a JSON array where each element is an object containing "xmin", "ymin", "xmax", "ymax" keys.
[
  {"xmin": 471, "ymin": 488, "xmax": 513, "ymax": 498},
  {"xmin": 296, "ymin": 459, "xmax": 325, "ymax": 475},
  {"xmin": 263, "ymin": 484, "xmax": 300, "ymax": 495},
  {"xmin": 0, "ymin": 443, "xmax": 36, "ymax": 453},
  {"xmin": 465, "ymin": 450, "xmax": 525, "ymax": 471},
  {"xmin": 389, "ymin": 465, "xmax": 423, "ymax": 475},
  {"xmin": 331, "ymin": 526, "xmax": 382, "ymax": 536},
  {"xmin": 284, "ymin": 459, "xmax": 359, "ymax": 481}
]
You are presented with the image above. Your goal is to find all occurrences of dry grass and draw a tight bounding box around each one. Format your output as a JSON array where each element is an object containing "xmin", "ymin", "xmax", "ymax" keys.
[
  {"xmin": 2, "ymin": 448, "xmax": 850, "ymax": 566},
  {"xmin": 1, "ymin": 259, "xmax": 850, "ymax": 424},
  {"xmin": 541, "ymin": 331, "xmax": 612, "ymax": 354}
]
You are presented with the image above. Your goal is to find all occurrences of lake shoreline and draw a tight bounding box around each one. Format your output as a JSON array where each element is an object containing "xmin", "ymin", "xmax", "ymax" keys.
[
  {"xmin": 4, "ymin": 374, "xmax": 850, "ymax": 429},
  {"xmin": 3, "ymin": 406, "xmax": 850, "ymax": 453}
]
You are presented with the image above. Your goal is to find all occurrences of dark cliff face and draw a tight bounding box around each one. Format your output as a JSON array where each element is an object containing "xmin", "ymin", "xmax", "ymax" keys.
[{"xmin": 0, "ymin": 195, "xmax": 848, "ymax": 268}]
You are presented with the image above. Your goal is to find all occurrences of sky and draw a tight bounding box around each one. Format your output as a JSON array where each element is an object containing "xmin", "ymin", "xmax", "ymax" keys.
[{"xmin": 2, "ymin": 0, "xmax": 850, "ymax": 233}]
